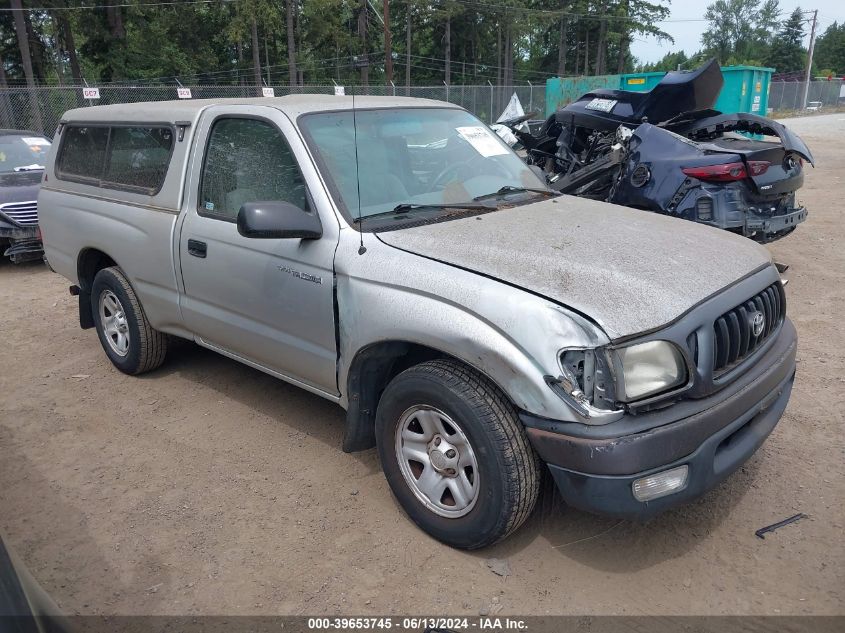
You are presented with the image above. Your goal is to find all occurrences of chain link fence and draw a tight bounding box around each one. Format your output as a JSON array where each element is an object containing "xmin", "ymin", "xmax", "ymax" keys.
[
  {"xmin": 0, "ymin": 83, "xmax": 544, "ymax": 136},
  {"xmin": 8, "ymin": 80, "xmax": 838, "ymax": 135},
  {"xmin": 767, "ymin": 80, "xmax": 844, "ymax": 115}
]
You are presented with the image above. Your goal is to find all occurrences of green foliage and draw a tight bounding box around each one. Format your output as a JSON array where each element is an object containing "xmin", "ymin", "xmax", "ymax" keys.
[
  {"xmin": 814, "ymin": 22, "xmax": 845, "ymax": 76},
  {"xmin": 1, "ymin": 0, "xmax": 676, "ymax": 86},
  {"xmin": 764, "ymin": 7, "xmax": 805, "ymax": 73},
  {"xmin": 701, "ymin": 0, "xmax": 781, "ymax": 64},
  {"xmin": 637, "ymin": 50, "xmax": 687, "ymax": 72}
]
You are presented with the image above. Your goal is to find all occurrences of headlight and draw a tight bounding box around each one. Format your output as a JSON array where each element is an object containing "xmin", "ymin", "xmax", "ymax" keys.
[
  {"xmin": 555, "ymin": 349, "xmax": 620, "ymax": 421},
  {"xmin": 615, "ymin": 340, "xmax": 686, "ymax": 401}
]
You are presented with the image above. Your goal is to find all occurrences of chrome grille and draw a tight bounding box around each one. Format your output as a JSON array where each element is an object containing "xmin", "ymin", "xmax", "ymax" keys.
[
  {"xmin": 713, "ymin": 282, "xmax": 786, "ymax": 374},
  {"xmin": 0, "ymin": 201, "xmax": 38, "ymax": 226}
]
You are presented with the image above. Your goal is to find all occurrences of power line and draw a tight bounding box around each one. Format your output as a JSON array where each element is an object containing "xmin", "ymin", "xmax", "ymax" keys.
[
  {"xmin": 445, "ymin": 0, "xmax": 706, "ymax": 23},
  {"xmin": 406, "ymin": 53, "xmax": 558, "ymax": 79}
]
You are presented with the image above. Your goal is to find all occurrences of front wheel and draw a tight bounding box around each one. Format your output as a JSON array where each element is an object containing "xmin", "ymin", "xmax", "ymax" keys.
[{"xmin": 375, "ymin": 359, "xmax": 541, "ymax": 549}]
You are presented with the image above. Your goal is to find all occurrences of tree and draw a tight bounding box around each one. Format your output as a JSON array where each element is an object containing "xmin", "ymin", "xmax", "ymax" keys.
[
  {"xmin": 10, "ymin": 0, "xmax": 36, "ymax": 88},
  {"xmin": 54, "ymin": 6, "xmax": 82, "ymax": 84},
  {"xmin": 637, "ymin": 50, "xmax": 689, "ymax": 72},
  {"xmin": 701, "ymin": 0, "xmax": 781, "ymax": 65},
  {"xmin": 594, "ymin": 0, "xmax": 608, "ymax": 75},
  {"xmin": 226, "ymin": 0, "xmax": 281, "ymax": 90},
  {"xmin": 765, "ymin": 7, "xmax": 805, "ymax": 73},
  {"xmin": 10, "ymin": 0, "xmax": 42, "ymax": 131},
  {"xmin": 814, "ymin": 22, "xmax": 845, "ymax": 75},
  {"xmin": 286, "ymin": 0, "xmax": 297, "ymax": 86},
  {"xmin": 358, "ymin": 0, "xmax": 368, "ymax": 84},
  {"xmin": 0, "ymin": 0, "xmax": 682, "ymax": 88}
]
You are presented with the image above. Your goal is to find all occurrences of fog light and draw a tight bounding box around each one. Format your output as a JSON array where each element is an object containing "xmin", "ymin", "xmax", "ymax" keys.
[{"xmin": 632, "ymin": 465, "xmax": 689, "ymax": 502}]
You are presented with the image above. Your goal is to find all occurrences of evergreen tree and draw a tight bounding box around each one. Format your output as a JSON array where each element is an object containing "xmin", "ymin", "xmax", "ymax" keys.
[
  {"xmin": 814, "ymin": 22, "xmax": 845, "ymax": 76},
  {"xmin": 764, "ymin": 6, "xmax": 805, "ymax": 72}
]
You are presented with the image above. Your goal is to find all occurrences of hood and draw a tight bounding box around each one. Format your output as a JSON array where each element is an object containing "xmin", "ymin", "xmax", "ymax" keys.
[
  {"xmin": 376, "ymin": 197, "xmax": 772, "ymax": 340},
  {"xmin": 632, "ymin": 58, "xmax": 723, "ymax": 124},
  {"xmin": 0, "ymin": 170, "xmax": 42, "ymax": 205}
]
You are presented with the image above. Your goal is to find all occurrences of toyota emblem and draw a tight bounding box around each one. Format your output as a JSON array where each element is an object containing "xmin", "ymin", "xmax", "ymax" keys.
[{"xmin": 750, "ymin": 311, "xmax": 765, "ymax": 337}]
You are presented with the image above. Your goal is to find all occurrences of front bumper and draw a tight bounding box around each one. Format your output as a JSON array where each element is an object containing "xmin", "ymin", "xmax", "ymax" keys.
[
  {"xmin": 523, "ymin": 318, "xmax": 797, "ymax": 519},
  {"xmin": 0, "ymin": 222, "xmax": 42, "ymax": 263}
]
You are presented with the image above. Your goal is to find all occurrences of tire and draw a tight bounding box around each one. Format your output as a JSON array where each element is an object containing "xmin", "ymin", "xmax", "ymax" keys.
[
  {"xmin": 90, "ymin": 266, "xmax": 168, "ymax": 375},
  {"xmin": 375, "ymin": 359, "xmax": 541, "ymax": 549}
]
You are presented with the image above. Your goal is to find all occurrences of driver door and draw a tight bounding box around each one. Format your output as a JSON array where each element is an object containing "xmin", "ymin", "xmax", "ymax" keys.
[{"xmin": 177, "ymin": 105, "xmax": 339, "ymax": 397}]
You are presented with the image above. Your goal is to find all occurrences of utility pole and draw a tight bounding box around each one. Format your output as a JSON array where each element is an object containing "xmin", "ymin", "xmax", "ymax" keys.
[
  {"xmin": 384, "ymin": 0, "xmax": 392, "ymax": 85},
  {"xmin": 801, "ymin": 9, "xmax": 818, "ymax": 109}
]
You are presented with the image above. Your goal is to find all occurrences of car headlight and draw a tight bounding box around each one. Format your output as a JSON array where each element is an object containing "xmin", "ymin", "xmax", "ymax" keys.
[
  {"xmin": 614, "ymin": 340, "xmax": 686, "ymax": 401},
  {"xmin": 554, "ymin": 348, "xmax": 620, "ymax": 421}
]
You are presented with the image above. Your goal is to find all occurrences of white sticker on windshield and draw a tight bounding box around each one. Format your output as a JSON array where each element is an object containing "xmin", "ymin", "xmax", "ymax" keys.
[
  {"xmin": 22, "ymin": 137, "xmax": 51, "ymax": 146},
  {"xmin": 456, "ymin": 126, "xmax": 509, "ymax": 158}
]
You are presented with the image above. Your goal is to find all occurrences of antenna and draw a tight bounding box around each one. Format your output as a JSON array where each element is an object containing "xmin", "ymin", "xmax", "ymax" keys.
[{"xmin": 352, "ymin": 86, "xmax": 366, "ymax": 255}]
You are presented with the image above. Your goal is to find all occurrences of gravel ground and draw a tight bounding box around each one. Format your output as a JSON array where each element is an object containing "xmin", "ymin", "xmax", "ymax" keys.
[{"xmin": 1, "ymin": 114, "xmax": 843, "ymax": 617}]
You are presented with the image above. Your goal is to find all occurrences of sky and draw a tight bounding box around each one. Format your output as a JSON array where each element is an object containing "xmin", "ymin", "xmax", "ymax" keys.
[{"xmin": 630, "ymin": 0, "xmax": 845, "ymax": 64}]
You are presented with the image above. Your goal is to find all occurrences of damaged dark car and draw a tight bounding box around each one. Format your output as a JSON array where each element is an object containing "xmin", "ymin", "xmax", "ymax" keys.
[
  {"xmin": 0, "ymin": 129, "xmax": 50, "ymax": 264},
  {"xmin": 503, "ymin": 60, "xmax": 813, "ymax": 243}
]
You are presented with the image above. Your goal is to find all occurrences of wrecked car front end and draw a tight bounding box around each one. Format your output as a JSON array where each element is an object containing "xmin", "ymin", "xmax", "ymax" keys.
[
  {"xmin": 0, "ymin": 187, "xmax": 42, "ymax": 264},
  {"xmin": 510, "ymin": 60, "xmax": 813, "ymax": 242}
]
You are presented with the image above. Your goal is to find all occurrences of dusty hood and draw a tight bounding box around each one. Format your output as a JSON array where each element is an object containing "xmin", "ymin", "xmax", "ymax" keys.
[{"xmin": 376, "ymin": 196, "xmax": 772, "ymax": 340}]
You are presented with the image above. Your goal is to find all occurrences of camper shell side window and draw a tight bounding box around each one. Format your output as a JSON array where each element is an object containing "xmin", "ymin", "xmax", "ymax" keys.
[{"xmin": 56, "ymin": 123, "xmax": 176, "ymax": 196}]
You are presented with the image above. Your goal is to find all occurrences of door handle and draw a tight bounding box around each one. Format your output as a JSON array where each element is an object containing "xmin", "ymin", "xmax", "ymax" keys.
[{"xmin": 187, "ymin": 239, "xmax": 207, "ymax": 258}]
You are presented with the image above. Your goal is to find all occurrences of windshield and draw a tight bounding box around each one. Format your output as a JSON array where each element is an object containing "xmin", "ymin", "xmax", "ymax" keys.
[
  {"xmin": 0, "ymin": 134, "xmax": 51, "ymax": 173},
  {"xmin": 299, "ymin": 108, "xmax": 546, "ymax": 221}
]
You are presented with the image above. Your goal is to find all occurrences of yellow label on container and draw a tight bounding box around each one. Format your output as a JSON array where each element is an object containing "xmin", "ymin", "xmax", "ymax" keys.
[
  {"xmin": 756, "ymin": 81, "xmax": 762, "ymax": 92},
  {"xmin": 742, "ymin": 82, "xmax": 747, "ymax": 96},
  {"xmin": 627, "ymin": 77, "xmax": 646, "ymax": 85}
]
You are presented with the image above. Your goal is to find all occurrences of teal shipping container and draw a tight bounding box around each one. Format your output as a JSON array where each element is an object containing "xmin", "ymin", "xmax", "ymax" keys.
[
  {"xmin": 618, "ymin": 65, "xmax": 775, "ymax": 115},
  {"xmin": 544, "ymin": 75, "xmax": 619, "ymax": 116},
  {"xmin": 618, "ymin": 71, "xmax": 665, "ymax": 92}
]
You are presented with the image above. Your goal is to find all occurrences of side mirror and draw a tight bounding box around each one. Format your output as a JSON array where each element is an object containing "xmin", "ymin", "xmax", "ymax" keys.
[{"xmin": 237, "ymin": 201, "xmax": 322, "ymax": 240}]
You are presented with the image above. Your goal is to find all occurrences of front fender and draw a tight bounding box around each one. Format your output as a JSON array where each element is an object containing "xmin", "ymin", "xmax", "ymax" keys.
[{"xmin": 335, "ymin": 232, "xmax": 609, "ymax": 422}]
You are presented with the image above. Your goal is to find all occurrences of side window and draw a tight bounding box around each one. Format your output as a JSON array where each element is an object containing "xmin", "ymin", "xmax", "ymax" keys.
[
  {"xmin": 104, "ymin": 127, "xmax": 173, "ymax": 193},
  {"xmin": 199, "ymin": 118, "xmax": 307, "ymax": 221},
  {"xmin": 56, "ymin": 124, "xmax": 173, "ymax": 194},
  {"xmin": 56, "ymin": 126, "xmax": 109, "ymax": 181}
]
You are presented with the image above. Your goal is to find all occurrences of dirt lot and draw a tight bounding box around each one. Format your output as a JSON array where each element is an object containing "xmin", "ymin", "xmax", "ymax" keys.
[{"xmin": 1, "ymin": 114, "xmax": 843, "ymax": 617}]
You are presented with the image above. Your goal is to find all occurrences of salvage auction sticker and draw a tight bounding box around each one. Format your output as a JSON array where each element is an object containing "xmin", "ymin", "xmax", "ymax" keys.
[
  {"xmin": 456, "ymin": 126, "xmax": 509, "ymax": 157},
  {"xmin": 584, "ymin": 97, "xmax": 617, "ymax": 113}
]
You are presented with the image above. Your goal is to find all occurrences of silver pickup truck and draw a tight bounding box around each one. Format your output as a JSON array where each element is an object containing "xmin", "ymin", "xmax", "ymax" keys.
[{"xmin": 39, "ymin": 96, "xmax": 797, "ymax": 549}]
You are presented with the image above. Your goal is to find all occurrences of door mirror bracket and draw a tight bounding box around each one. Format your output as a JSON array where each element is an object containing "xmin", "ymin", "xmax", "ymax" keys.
[{"xmin": 237, "ymin": 201, "xmax": 323, "ymax": 239}]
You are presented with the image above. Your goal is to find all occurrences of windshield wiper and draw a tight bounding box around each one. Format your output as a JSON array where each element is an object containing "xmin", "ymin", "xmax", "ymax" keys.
[
  {"xmin": 13, "ymin": 164, "xmax": 44, "ymax": 172},
  {"xmin": 354, "ymin": 201, "xmax": 494, "ymax": 223},
  {"xmin": 473, "ymin": 185, "xmax": 558, "ymax": 201}
]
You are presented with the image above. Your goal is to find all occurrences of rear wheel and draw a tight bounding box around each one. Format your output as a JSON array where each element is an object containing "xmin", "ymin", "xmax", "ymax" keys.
[
  {"xmin": 91, "ymin": 266, "xmax": 168, "ymax": 375},
  {"xmin": 375, "ymin": 359, "xmax": 541, "ymax": 549}
]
